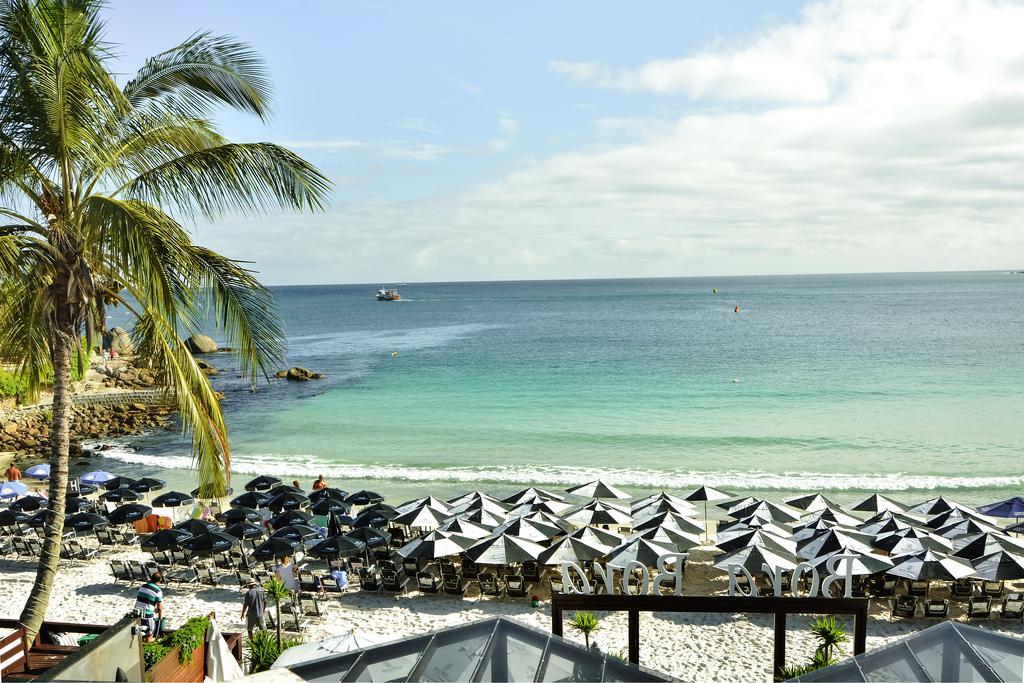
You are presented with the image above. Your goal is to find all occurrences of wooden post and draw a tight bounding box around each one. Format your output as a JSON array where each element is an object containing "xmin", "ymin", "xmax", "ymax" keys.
[
  {"xmin": 551, "ymin": 602, "xmax": 563, "ymax": 638},
  {"xmin": 854, "ymin": 601, "xmax": 868, "ymax": 655},
  {"xmin": 628, "ymin": 610, "xmax": 640, "ymax": 665},
  {"xmin": 773, "ymin": 613, "xmax": 787, "ymax": 676}
]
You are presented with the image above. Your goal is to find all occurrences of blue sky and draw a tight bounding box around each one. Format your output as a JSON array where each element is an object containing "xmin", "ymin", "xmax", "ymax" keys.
[{"xmin": 106, "ymin": 1, "xmax": 1024, "ymax": 284}]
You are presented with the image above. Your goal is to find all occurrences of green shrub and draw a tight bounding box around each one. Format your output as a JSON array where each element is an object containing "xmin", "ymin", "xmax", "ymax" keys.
[
  {"xmin": 143, "ymin": 641, "xmax": 171, "ymax": 670},
  {"xmin": 0, "ymin": 338, "xmax": 92, "ymax": 401},
  {"xmin": 169, "ymin": 616, "xmax": 211, "ymax": 664},
  {"xmin": 244, "ymin": 629, "xmax": 302, "ymax": 674},
  {"xmin": 568, "ymin": 611, "xmax": 601, "ymax": 649}
]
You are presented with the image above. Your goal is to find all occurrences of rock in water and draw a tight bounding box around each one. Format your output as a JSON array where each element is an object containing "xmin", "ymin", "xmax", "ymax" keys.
[
  {"xmin": 109, "ymin": 326, "xmax": 134, "ymax": 355},
  {"xmin": 185, "ymin": 334, "xmax": 217, "ymax": 354},
  {"xmin": 285, "ymin": 367, "xmax": 323, "ymax": 381}
]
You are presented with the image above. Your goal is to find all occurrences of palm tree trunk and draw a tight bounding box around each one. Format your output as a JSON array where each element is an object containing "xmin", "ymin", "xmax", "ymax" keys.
[
  {"xmin": 17, "ymin": 300, "xmax": 74, "ymax": 646},
  {"xmin": 275, "ymin": 603, "xmax": 282, "ymax": 651}
]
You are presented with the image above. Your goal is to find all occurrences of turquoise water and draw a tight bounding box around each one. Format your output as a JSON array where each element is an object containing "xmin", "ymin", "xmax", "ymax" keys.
[{"xmin": 103, "ymin": 271, "xmax": 1024, "ymax": 505}]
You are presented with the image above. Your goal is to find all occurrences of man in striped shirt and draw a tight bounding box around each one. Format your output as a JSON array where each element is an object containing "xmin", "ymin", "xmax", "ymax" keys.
[{"xmin": 135, "ymin": 571, "xmax": 164, "ymax": 641}]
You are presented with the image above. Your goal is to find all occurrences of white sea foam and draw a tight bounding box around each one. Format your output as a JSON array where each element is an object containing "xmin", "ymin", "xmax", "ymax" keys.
[{"xmin": 93, "ymin": 444, "xmax": 1024, "ymax": 492}]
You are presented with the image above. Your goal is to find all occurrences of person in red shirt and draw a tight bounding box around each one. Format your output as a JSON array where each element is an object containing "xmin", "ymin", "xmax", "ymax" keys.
[
  {"xmin": 4, "ymin": 463, "xmax": 21, "ymax": 481},
  {"xmin": 311, "ymin": 474, "xmax": 328, "ymax": 491}
]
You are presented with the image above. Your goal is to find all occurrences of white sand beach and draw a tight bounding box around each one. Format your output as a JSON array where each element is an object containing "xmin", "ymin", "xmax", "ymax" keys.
[{"xmin": 2, "ymin": 543, "xmax": 1022, "ymax": 681}]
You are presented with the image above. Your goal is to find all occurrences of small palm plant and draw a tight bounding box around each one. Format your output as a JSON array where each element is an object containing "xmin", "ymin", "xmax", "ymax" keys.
[
  {"xmin": 568, "ymin": 611, "xmax": 601, "ymax": 649},
  {"xmin": 263, "ymin": 577, "xmax": 292, "ymax": 651},
  {"xmin": 809, "ymin": 616, "xmax": 847, "ymax": 666}
]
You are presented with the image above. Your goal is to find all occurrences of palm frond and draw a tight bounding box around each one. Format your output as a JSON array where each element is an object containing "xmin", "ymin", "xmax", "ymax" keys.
[{"xmin": 123, "ymin": 31, "xmax": 272, "ymax": 120}]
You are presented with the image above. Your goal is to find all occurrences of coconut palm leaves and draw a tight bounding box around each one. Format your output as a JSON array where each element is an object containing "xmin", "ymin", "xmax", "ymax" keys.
[{"xmin": 0, "ymin": 0, "xmax": 329, "ymax": 642}]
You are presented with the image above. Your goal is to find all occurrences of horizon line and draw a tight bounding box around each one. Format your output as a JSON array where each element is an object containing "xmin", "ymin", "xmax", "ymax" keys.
[{"xmin": 264, "ymin": 266, "xmax": 1021, "ymax": 289}]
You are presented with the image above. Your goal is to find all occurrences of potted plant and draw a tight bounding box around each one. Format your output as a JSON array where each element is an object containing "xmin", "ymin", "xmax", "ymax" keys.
[{"xmin": 568, "ymin": 611, "xmax": 600, "ymax": 649}]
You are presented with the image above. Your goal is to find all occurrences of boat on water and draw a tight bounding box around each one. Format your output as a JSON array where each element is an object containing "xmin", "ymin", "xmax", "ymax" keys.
[{"xmin": 376, "ymin": 287, "xmax": 401, "ymax": 301}]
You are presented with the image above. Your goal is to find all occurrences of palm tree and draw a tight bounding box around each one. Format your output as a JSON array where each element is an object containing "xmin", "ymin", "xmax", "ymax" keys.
[
  {"xmin": 0, "ymin": 0, "xmax": 329, "ymax": 644},
  {"xmin": 809, "ymin": 616, "xmax": 847, "ymax": 665},
  {"xmin": 262, "ymin": 576, "xmax": 292, "ymax": 651},
  {"xmin": 568, "ymin": 611, "xmax": 600, "ymax": 649}
]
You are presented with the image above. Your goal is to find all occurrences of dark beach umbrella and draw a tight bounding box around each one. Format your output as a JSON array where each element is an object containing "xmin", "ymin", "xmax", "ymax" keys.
[
  {"xmin": 129, "ymin": 477, "xmax": 166, "ymax": 493},
  {"xmin": 502, "ymin": 487, "xmax": 566, "ymax": 506},
  {"xmin": 231, "ymin": 491, "xmax": 269, "ymax": 509},
  {"xmin": 874, "ymin": 528, "xmax": 952, "ymax": 556},
  {"xmin": 244, "ymin": 475, "xmax": 282, "ymax": 492},
  {"xmin": 64, "ymin": 497, "xmax": 95, "ymax": 514},
  {"xmin": 447, "ymin": 490, "xmax": 504, "ymax": 508},
  {"xmin": 0, "ymin": 509, "xmax": 27, "ymax": 527},
  {"xmin": 538, "ymin": 535, "xmax": 612, "ymax": 565},
  {"xmin": 345, "ymin": 526, "xmax": 390, "ymax": 548},
  {"xmin": 453, "ymin": 506, "xmax": 507, "ymax": 527},
  {"xmin": 395, "ymin": 495, "xmax": 453, "ymax": 515},
  {"xmin": 785, "ymin": 493, "xmax": 840, "ymax": 512},
  {"xmin": 270, "ymin": 524, "xmax": 321, "ymax": 542},
  {"xmin": 221, "ymin": 506, "xmax": 262, "ymax": 524},
  {"xmin": 685, "ymin": 485, "xmax": 735, "ymax": 538},
  {"xmin": 345, "ymin": 490, "xmax": 384, "ymax": 506},
  {"xmin": 327, "ymin": 512, "xmax": 344, "ymax": 538},
  {"xmin": 141, "ymin": 528, "xmax": 192, "ymax": 552},
  {"xmin": 250, "ymin": 536, "xmax": 300, "ymax": 562},
  {"xmin": 858, "ymin": 513, "xmax": 918, "ymax": 537},
  {"xmin": 972, "ymin": 550, "xmax": 1024, "ymax": 581},
  {"xmin": 10, "ymin": 495, "xmax": 47, "ymax": 513},
  {"xmin": 99, "ymin": 488, "xmax": 143, "ymax": 503},
  {"xmin": 263, "ymin": 491, "xmax": 309, "ymax": 512},
  {"xmin": 925, "ymin": 508, "xmax": 976, "ymax": 530},
  {"xmin": 793, "ymin": 519, "xmax": 836, "ymax": 542},
  {"xmin": 954, "ymin": 533, "xmax": 1024, "ymax": 562},
  {"xmin": 493, "ymin": 516, "xmax": 562, "ymax": 543},
  {"xmin": 850, "ymin": 493, "xmax": 907, "ymax": 513},
  {"xmin": 633, "ymin": 498, "xmax": 698, "ymax": 521},
  {"xmin": 909, "ymin": 496, "xmax": 965, "ymax": 516},
  {"xmin": 569, "ymin": 525, "xmax": 624, "ymax": 548},
  {"xmin": 510, "ymin": 499, "xmax": 573, "ymax": 517},
  {"xmin": 151, "ymin": 491, "xmax": 194, "ymax": 508},
  {"xmin": 720, "ymin": 517, "xmax": 794, "ymax": 538},
  {"xmin": 719, "ymin": 496, "xmax": 758, "ymax": 513},
  {"xmin": 352, "ymin": 507, "xmax": 396, "ymax": 529},
  {"xmin": 801, "ymin": 508, "xmax": 862, "ymax": 528},
  {"xmin": 181, "ymin": 531, "xmax": 238, "ymax": 556},
  {"xmin": 806, "ymin": 550, "xmax": 894, "ymax": 576},
  {"xmin": 887, "ymin": 550, "xmax": 974, "ymax": 581},
  {"xmin": 270, "ymin": 509, "xmax": 313, "ymax": 529},
  {"xmin": 563, "ymin": 500, "xmax": 632, "ymax": 527},
  {"xmin": 797, "ymin": 528, "xmax": 875, "ymax": 560},
  {"xmin": 633, "ymin": 526, "xmax": 702, "ymax": 552},
  {"xmin": 715, "ymin": 528, "xmax": 796, "ymax": 555},
  {"xmin": 606, "ymin": 536, "xmax": 679, "ymax": 569},
  {"xmin": 1009, "ymin": 521, "xmax": 1024, "ymax": 534},
  {"xmin": 107, "ymin": 503, "xmax": 152, "ymax": 525},
  {"xmin": 363, "ymin": 502, "xmax": 399, "ymax": 516},
  {"xmin": 23, "ymin": 510, "xmax": 49, "ymax": 528},
  {"xmin": 69, "ymin": 483, "xmax": 97, "ymax": 497},
  {"xmin": 728, "ymin": 501, "xmax": 801, "ymax": 524},
  {"xmin": 397, "ymin": 531, "xmax": 474, "ymax": 560},
  {"xmin": 466, "ymin": 534, "xmax": 545, "ymax": 565},
  {"xmin": 564, "ymin": 480, "xmax": 632, "ymax": 500},
  {"xmin": 436, "ymin": 517, "xmax": 492, "ymax": 539},
  {"xmin": 934, "ymin": 518, "xmax": 1001, "ymax": 539},
  {"xmin": 392, "ymin": 504, "xmax": 449, "ymax": 529},
  {"xmin": 268, "ymin": 485, "xmax": 303, "ymax": 498},
  {"xmin": 174, "ymin": 518, "xmax": 218, "ymax": 535},
  {"xmin": 309, "ymin": 487, "xmax": 350, "ymax": 503},
  {"xmin": 310, "ymin": 497, "xmax": 351, "ymax": 516},
  {"xmin": 307, "ymin": 535, "xmax": 366, "ymax": 560},
  {"xmin": 103, "ymin": 476, "xmax": 137, "ymax": 491},
  {"xmin": 714, "ymin": 545, "xmax": 798, "ymax": 576},
  {"xmin": 633, "ymin": 511, "xmax": 705, "ymax": 535},
  {"xmin": 224, "ymin": 522, "xmax": 265, "ymax": 541},
  {"xmin": 978, "ymin": 497, "xmax": 1024, "ymax": 519}
]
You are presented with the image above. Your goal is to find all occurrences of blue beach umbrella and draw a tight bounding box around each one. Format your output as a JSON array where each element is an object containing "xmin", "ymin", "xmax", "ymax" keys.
[
  {"xmin": 24, "ymin": 464, "xmax": 50, "ymax": 480},
  {"xmin": 0, "ymin": 481, "xmax": 29, "ymax": 500},
  {"xmin": 977, "ymin": 497, "xmax": 1024, "ymax": 519},
  {"xmin": 80, "ymin": 470, "xmax": 115, "ymax": 486}
]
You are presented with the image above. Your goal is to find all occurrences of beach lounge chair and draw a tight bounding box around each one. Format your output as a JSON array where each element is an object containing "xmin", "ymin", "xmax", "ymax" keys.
[
  {"xmin": 1001, "ymin": 593, "xmax": 1023, "ymax": 620},
  {"xmin": 967, "ymin": 596, "xmax": 992, "ymax": 620},
  {"xmin": 126, "ymin": 560, "xmax": 148, "ymax": 583},
  {"xmin": 199, "ymin": 565, "xmax": 229, "ymax": 587},
  {"xmin": 359, "ymin": 567, "xmax": 381, "ymax": 592},
  {"xmin": 114, "ymin": 528, "xmax": 139, "ymax": 545},
  {"xmin": 506, "ymin": 574, "xmax": 533, "ymax": 599},
  {"xmin": 402, "ymin": 557, "xmax": 420, "ymax": 576},
  {"xmin": 461, "ymin": 557, "xmax": 479, "ymax": 580},
  {"xmin": 925, "ymin": 599, "xmax": 949, "ymax": 619},
  {"xmin": 94, "ymin": 528, "xmax": 117, "ymax": 548},
  {"xmin": 521, "ymin": 561, "xmax": 542, "ymax": 583},
  {"xmin": 168, "ymin": 567, "xmax": 199, "ymax": 587},
  {"xmin": 892, "ymin": 595, "xmax": 918, "ymax": 618},
  {"xmin": 378, "ymin": 559, "xmax": 398, "ymax": 573},
  {"xmin": 389, "ymin": 527, "xmax": 406, "ymax": 548},
  {"xmin": 908, "ymin": 580, "xmax": 929, "ymax": 596},
  {"xmin": 372, "ymin": 548, "xmax": 391, "ymax": 563},
  {"xmin": 873, "ymin": 576, "xmax": 898, "ymax": 597},
  {"xmin": 348, "ymin": 558, "xmax": 364, "ymax": 576},
  {"xmin": 214, "ymin": 553, "xmax": 235, "ymax": 570},
  {"xmin": 171, "ymin": 549, "xmax": 191, "ymax": 565},
  {"xmin": 952, "ymin": 579, "xmax": 975, "ymax": 597},
  {"xmin": 110, "ymin": 560, "xmax": 132, "ymax": 584},
  {"xmin": 381, "ymin": 568, "xmax": 409, "ymax": 594},
  {"xmin": 442, "ymin": 573, "xmax": 466, "ymax": 597},
  {"xmin": 479, "ymin": 572, "xmax": 502, "ymax": 598},
  {"xmin": 66, "ymin": 540, "xmax": 96, "ymax": 562},
  {"xmin": 151, "ymin": 551, "xmax": 173, "ymax": 567},
  {"xmin": 236, "ymin": 569, "xmax": 257, "ymax": 586},
  {"xmin": 296, "ymin": 592, "xmax": 322, "ymax": 618},
  {"xmin": 298, "ymin": 569, "xmax": 319, "ymax": 593},
  {"xmin": 982, "ymin": 580, "xmax": 1004, "ymax": 598},
  {"xmin": 417, "ymin": 571, "xmax": 440, "ymax": 594},
  {"xmin": 549, "ymin": 576, "xmax": 564, "ymax": 596}
]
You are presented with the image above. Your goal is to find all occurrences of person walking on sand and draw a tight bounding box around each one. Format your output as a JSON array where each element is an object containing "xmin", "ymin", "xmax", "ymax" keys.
[
  {"xmin": 135, "ymin": 570, "xmax": 164, "ymax": 641},
  {"xmin": 4, "ymin": 462, "xmax": 21, "ymax": 481},
  {"xmin": 275, "ymin": 555, "xmax": 298, "ymax": 592},
  {"xmin": 312, "ymin": 474, "xmax": 327, "ymax": 491},
  {"xmin": 241, "ymin": 581, "xmax": 267, "ymax": 635}
]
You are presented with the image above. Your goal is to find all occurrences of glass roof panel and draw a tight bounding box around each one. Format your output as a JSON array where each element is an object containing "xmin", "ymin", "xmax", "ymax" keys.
[
  {"xmin": 414, "ymin": 622, "xmax": 493, "ymax": 682},
  {"xmin": 342, "ymin": 636, "xmax": 427, "ymax": 682},
  {"xmin": 602, "ymin": 657, "xmax": 666, "ymax": 682},
  {"xmin": 496, "ymin": 623, "xmax": 547, "ymax": 682},
  {"xmin": 540, "ymin": 640, "xmax": 603, "ymax": 682}
]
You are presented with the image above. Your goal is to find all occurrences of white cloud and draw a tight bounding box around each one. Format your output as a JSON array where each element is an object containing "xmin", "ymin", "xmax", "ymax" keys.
[
  {"xmin": 206, "ymin": 0, "xmax": 1024, "ymax": 283},
  {"xmin": 278, "ymin": 139, "xmax": 449, "ymax": 161}
]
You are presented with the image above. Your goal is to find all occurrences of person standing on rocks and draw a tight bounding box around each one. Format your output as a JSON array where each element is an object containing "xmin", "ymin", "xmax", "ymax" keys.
[{"xmin": 4, "ymin": 462, "xmax": 21, "ymax": 481}]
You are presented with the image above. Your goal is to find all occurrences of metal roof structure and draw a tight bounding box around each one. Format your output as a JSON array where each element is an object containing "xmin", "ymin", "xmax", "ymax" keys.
[
  {"xmin": 284, "ymin": 617, "xmax": 671, "ymax": 682},
  {"xmin": 796, "ymin": 621, "xmax": 1024, "ymax": 682}
]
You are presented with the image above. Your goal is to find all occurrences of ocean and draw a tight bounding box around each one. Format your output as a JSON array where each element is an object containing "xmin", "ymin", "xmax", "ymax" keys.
[{"xmin": 97, "ymin": 271, "xmax": 1024, "ymax": 509}]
